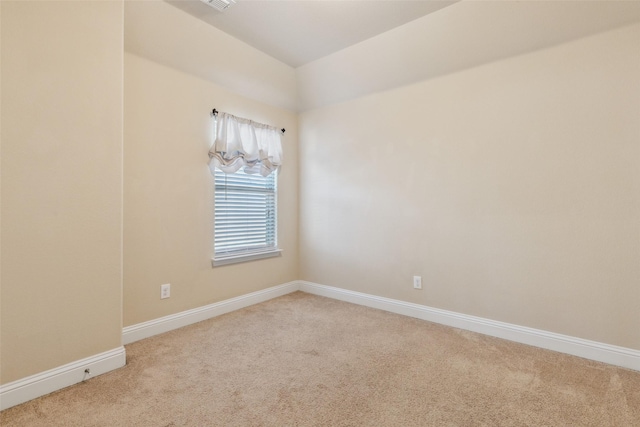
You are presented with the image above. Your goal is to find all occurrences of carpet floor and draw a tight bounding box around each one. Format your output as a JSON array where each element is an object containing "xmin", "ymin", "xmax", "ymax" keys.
[{"xmin": 1, "ymin": 292, "xmax": 639, "ymax": 426}]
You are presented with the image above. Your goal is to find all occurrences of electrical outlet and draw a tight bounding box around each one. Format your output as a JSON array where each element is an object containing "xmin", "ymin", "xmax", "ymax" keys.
[
  {"xmin": 413, "ymin": 276, "xmax": 422, "ymax": 289},
  {"xmin": 160, "ymin": 283, "xmax": 171, "ymax": 299}
]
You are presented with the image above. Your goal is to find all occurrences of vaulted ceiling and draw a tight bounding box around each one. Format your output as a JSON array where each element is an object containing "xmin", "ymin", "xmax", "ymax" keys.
[
  {"xmin": 167, "ymin": 0, "xmax": 458, "ymax": 67},
  {"xmin": 125, "ymin": 1, "xmax": 640, "ymax": 111}
]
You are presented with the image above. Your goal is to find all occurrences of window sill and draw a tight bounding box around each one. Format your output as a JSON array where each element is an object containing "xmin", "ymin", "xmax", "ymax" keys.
[{"xmin": 212, "ymin": 249, "xmax": 282, "ymax": 267}]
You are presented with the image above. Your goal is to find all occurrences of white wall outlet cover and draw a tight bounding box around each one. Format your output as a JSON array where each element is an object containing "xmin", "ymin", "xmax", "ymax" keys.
[
  {"xmin": 413, "ymin": 276, "xmax": 422, "ymax": 289},
  {"xmin": 161, "ymin": 284, "xmax": 171, "ymax": 299}
]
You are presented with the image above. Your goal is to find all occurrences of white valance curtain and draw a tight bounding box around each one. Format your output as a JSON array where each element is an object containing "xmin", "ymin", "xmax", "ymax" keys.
[{"xmin": 208, "ymin": 112, "xmax": 282, "ymax": 177}]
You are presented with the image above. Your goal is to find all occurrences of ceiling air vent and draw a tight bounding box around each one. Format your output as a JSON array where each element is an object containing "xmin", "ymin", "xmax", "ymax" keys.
[{"xmin": 200, "ymin": 0, "xmax": 236, "ymax": 12}]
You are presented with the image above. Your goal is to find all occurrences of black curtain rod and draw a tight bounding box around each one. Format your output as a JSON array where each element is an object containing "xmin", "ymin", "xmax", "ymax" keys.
[{"xmin": 212, "ymin": 108, "xmax": 285, "ymax": 134}]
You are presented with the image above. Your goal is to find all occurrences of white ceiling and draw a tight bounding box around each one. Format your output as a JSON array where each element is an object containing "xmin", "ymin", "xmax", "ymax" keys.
[{"xmin": 166, "ymin": 0, "xmax": 458, "ymax": 67}]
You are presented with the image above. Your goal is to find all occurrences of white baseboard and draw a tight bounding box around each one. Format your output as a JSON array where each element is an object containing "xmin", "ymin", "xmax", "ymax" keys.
[
  {"xmin": 299, "ymin": 281, "xmax": 640, "ymax": 372},
  {"xmin": 0, "ymin": 346, "xmax": 126, "ymax": 411},
  {"xmin": 122, "ymin": 281, "xmax": 299, "ymax": 345},
  {"xmin": 4, "ymin": 280, "xmax": 636, "ymax": 411},
  {"xmin": 122, "ymin": 279, "xmax": 639, "ymax": 370}
]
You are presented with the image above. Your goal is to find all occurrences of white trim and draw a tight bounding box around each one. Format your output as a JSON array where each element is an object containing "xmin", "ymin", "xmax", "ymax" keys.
[
  {"xmin": 122, "ymin": 281, "xmax": 298, "ymax": 344},
  {"xmin": 298, "ymin": 281, "xmax": 640, "ymax": 372},
  {"xmin": 124, "ymin": 279, "xmax": 639, "ymax": 371},
  {"xmin": 0, "ymin": 346, "xmax": 126, "ymax": 411},
  {"xmin": 7, "ymin": 281, "xmax": 633, "ymax": 411},
  {"xmin": 212, "ymin": 248, "xmax": 282, "ymax": 267}
]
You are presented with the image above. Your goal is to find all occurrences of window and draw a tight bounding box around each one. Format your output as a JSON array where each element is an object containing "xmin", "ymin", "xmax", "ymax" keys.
[
  {"xmin": 212, "ymin": 167, "xmax": 280, "ymax": 266},
  {"xmin": 208, "ymin": 111, "xmax": 283, "ymax": 267}
]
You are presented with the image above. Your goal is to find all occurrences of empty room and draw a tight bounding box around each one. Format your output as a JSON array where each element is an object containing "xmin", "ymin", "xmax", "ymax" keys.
[{"xmin": 1, "ymin": 0, "xmax": 639, "ymax": 425}]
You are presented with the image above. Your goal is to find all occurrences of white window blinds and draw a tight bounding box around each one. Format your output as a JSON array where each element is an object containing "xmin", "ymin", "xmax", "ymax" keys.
[{"xmin": 214, "ymin": 167, "xmax": 277, "ymax": 257}]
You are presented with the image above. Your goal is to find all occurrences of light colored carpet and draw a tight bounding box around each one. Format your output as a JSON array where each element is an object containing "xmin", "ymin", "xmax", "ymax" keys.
[{"xmin": 1, "ymin": 292, "xmax": 639, "ymax": 426}]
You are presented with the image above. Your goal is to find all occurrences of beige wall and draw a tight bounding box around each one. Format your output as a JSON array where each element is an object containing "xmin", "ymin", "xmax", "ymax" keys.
[
  {"xmin": 1, "ymin": 1, "xmax": 123, "ymax": 384},
  {"xmin": 299, "ymin": 24, "xmax": 640, "ymax": 350},
  {"xmin": 123, "ymin": 53, "xmax": 298, "ymax": 326},
  {"xmin": 0, "ymin": 0, "xmax": 298, "ymax": 388},
  {"xmin": 1, "ymin": 0, "xmax": 637, "ymax": 394}
]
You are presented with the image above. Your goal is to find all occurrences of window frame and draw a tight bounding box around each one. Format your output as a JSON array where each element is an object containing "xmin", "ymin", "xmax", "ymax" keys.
[{"xmin": 211, "ymin": 167, "xmax": 281, "ymax": 267}]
